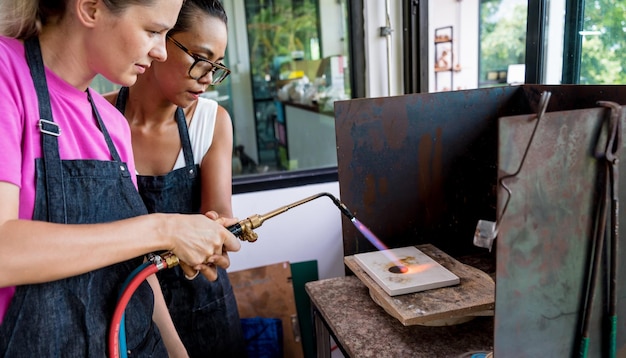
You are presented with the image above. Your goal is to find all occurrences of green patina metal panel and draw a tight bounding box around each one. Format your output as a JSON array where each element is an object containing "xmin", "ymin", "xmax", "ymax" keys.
[{"xmin": 496, "ymin": 105, "xmax": 626, "ymax": 357}]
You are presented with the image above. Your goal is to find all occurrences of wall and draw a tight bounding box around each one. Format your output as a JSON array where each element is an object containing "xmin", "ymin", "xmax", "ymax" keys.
[
  {"xmin": 319, "ymin": 0, "xmax": 347, "ymax": 58},
  {"xmin": 429, "ymin": 0, "xmax": 479, "ymax": 92},
  {"xmin": 545, "ymin": 0, "xmax": 565, "ymax": 84},
  {"xmin": 363, "ymin": 0, "xmax": 480, "ymax": 96},
  {"xmin": 363, "ymin": 0, "xmax": 404, "ymax": 97},
  {"xmin": 229, "ymin": 181, "xmax": 345, "ymax": 280}
]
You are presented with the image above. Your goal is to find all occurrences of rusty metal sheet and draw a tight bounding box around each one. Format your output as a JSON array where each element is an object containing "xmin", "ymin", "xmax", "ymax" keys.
[
  {"xmin": 495, "ymin": 105, "xmax": 626, "ymax": 356},
  {"xmin": 334, "ymin": 86, "xmax": 521, "ymax": 257},
  {"xmin": 334, "ymin": 85, "xmax": 626, "ymax": 259}
]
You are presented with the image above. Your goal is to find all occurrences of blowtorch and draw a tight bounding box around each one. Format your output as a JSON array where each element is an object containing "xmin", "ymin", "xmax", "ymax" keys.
[
  {"xmin": 109, "ymin": 192, "xmax": 357, "ymax": 358},
  {"xmin": 151, "ymin": 192, "xmax": 355, "ymax": 268},
  {"xmin": 226, "ymin": 191, "xmax": 355, "ymax": 243}
]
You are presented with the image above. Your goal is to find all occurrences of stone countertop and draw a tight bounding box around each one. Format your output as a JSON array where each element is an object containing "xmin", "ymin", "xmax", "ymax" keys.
[{"xmin": 305, "ymin": 275, "xmax": 494, "ymax": 358}]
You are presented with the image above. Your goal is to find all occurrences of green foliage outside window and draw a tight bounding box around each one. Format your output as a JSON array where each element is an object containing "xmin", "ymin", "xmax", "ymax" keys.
[
  {"xmin": 245, "ymin": 0, "xmax": 319, "ymax": 80},
  {"xmin": 579, "ymin": 0, "xmax": 626, "ymax": 84},
  {"xmin": 480, "ymin": 0, "xmax": 625, "ymax": 85},
  {"xmin": 479, "ymin": 0, "xmax": 527, "ymax": 85}
]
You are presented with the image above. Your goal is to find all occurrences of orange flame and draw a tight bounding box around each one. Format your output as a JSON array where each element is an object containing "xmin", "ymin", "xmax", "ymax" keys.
[{"xmin": 403, "ymin": 262, "xmax": 435, "ymax": 274}]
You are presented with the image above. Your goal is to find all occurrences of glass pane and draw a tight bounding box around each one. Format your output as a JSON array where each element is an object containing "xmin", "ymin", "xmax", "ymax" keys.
[
  {"xmin": 478, "ymin": 0, "xmax": 527, "ymax": 88},
  {"xmin": 240, "ymin": 0, "xmax": 351, "ymax": 175},
  {"xmin": 544, "ymin": 0, "xmax": 625, "ymax": 85},
  {"xmin": 579, "ymin": 0, "xmax": 626, "ymax": 84},
  {"xmin": 203, "ymin": 72, "xmax": 234, "ymax": 149},
  {"xmin": 91, "ymin": 74, "xmax": 121, "ymax": 94}
]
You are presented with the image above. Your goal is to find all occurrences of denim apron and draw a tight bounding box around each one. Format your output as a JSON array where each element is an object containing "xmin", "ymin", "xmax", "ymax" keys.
[
  {"xmin": 116, "ymin": 88, "xmax": 246, "ymax": 358},
  {"xmin": 0, "ymin": 38, "xmax": 166, "ymax": 357}
]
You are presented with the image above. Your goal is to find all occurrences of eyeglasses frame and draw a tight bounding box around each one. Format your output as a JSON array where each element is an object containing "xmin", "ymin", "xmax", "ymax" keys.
[{"xmin": 166, "ymin": 35, "xmax": 231, "ymax": 85}]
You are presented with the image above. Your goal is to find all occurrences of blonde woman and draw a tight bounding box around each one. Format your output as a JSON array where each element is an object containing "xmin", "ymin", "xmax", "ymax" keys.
[{"xmin": 0, "ymin": 0, "xmax": 240, "ymax": 356}]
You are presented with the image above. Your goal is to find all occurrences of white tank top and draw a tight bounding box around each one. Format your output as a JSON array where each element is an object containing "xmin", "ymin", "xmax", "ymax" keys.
[{"xmin": 172, "ymin": 97, "xmax": 218, "ymax": 169}]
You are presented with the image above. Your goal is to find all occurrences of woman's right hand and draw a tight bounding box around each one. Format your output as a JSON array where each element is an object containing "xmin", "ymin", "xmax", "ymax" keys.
[{"xmin": 165, "ymin": 214, "xmax": 241, "ymax": 281}]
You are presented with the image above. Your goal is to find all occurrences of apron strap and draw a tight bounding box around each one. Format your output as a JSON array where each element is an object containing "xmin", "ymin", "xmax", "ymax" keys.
[
  {"xmin": 24, "ymin": 37, "xmax": 68, "ymax": 223},
  {"xmin": 174, "ymin": 107, "xmax": 197, "ymax": 179},
  {"xmin": 116, "ymin": 86, "xmax": 196, "ymax": 176},
  {"xmin": 114, "ymin": 86, "xmax": 130, "ymax": 112},
  {"xmin": 87, "ymin": 89, "xmax": 128, "ymax": 175}
]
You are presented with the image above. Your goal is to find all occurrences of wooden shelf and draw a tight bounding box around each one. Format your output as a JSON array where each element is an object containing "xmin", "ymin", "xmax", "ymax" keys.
[{"xmin": 434, "ymin": 26, "xmax": 455, "ymax": 91}]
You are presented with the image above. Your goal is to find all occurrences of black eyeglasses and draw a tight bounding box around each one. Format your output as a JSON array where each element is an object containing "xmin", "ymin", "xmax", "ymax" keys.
[{"xmin": 166, "ymin": 35, "xmax": 231, "ymax": 85}]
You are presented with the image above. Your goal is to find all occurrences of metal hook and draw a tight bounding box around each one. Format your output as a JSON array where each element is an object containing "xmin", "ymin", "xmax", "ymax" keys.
[
  {"xmin": 473, "ymin": 91, "xmax": 552, "ymax": 250},
  {"xmin": 498, "ymin": 91, "xmax": 552, "ymax": 226}
]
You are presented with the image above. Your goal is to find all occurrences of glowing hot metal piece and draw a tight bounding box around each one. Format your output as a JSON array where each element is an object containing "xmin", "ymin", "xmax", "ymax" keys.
[
  {"xmin": 388, "ymin": 265, "xmax": 409, "ymax": 274},
  {"xmin": 353, "ymin": 246, "xmax": 460, "ymax": 296}
]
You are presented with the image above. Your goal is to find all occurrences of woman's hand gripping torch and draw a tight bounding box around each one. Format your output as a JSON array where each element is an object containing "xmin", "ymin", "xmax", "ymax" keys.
[{"xmin": 110, "ymin": 192, "xmax": 352, "ymax": 358}]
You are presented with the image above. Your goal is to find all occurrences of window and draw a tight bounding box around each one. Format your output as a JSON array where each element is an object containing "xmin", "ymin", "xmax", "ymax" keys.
[
  {"xmin": 226, "ymin": 0, "xmax": 353, "ymax": 188},
  {"xmin": 427, "ymin": 0, "xmax": 529, "ymax": 92},
  {"xmin": 579, "ymin": 0, "xmax": 625, "ymax": 84},
  {"xmin": 478, "ymin": 0, "xmax": 527, "ymax": 88},
  {"xmin": 433, "ymin": 0, "xmax": 624, "ymax": 91}
]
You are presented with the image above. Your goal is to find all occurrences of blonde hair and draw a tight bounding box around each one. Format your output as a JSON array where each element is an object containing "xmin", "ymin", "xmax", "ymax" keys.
[
  {"xmin": 0, "ymin": 0, "xmax": 158, "ymax": 39},
  {"xmin": 0, "ymin": 0, "xmax": 40, "ymax": 39}
]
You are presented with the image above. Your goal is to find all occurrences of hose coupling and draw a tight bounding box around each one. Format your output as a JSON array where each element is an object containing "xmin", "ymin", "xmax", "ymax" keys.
[
  {"xmin": 148, "ymin": 252, "xmax": 180, "ymax": 270},
  {"xmin": 147, "ymin": 253, "xmax": 165, "ymax": 270},
  {"xmin": 159, "ymin": 252, "xmax": 180, "ymax": 269}
]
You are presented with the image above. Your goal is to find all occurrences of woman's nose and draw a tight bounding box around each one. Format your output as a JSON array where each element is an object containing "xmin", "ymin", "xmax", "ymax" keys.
[
  {"xmin": 150, "ymin": 38, "xmax": 168, "ymax": 63},
  {"xmin": 197, "ymin": 71, "xmax": 214, "ymax": 85}
]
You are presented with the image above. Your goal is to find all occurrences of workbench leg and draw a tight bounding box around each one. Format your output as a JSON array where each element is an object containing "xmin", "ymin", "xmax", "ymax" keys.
[{"xmin": 312, "ymin": 307, "xmax": 332, "ymax": 358}]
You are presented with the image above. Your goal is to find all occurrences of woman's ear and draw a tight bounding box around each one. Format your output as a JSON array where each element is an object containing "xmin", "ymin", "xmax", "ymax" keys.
[{"xmin": 75, "ymin": 0, "xmax": 100, "ymax": 28}]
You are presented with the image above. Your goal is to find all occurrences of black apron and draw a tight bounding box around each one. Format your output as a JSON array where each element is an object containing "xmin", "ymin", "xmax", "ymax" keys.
[
  {"xmin": 116, "ymin": 88, "xmax": 246, "ymax": 358},
  {"xmin": 0, "ymin": 38, "xmax": 166, "ymax": 357}
]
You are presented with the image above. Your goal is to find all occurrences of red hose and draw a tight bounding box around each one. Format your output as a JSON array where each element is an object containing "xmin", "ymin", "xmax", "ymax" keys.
[{"xmin": 108, "ymin": 264, "xmax": 159, "ymax": 358}]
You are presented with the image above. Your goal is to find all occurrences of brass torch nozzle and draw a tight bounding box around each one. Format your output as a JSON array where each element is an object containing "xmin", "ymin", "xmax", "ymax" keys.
[
  {"xmin": 160, "ymin": 192, "xmax": 354, "ymax": 268},
  {"xmin": 235, "ymin": 214, "xmax": 263, "ymax": 242},
  {"xmin": 230, "ymin": 191, "xmax": 355, "ymax": 243}
]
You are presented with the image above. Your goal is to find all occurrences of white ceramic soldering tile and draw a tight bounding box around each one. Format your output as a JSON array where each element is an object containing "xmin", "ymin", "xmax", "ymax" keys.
[{"xmin": 353, "ymin": 246, "xmax": 460, "ymax": 296}]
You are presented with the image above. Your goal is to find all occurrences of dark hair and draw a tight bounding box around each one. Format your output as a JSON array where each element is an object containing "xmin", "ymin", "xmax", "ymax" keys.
[
  {"xmin": 169, "ymin": 0, "xmax": 227, "ymax": 36},
  {"xmin": 1, "ymin": 0, "xmax": 156, "ymax": 39}
]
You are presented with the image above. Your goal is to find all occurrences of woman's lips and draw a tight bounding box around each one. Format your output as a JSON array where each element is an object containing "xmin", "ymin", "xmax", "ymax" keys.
[
  {"xmin": 135, "ymin": 64, "xmax": 148, "ymax": 74},
  {"xmin": 188, "ymin": 90, "xmax": 204, "ymax": 99}
]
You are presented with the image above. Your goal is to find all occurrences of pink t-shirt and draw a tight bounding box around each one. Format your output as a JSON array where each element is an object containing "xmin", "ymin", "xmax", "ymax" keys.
[{"xmin": 0, "ymin": 36, "xmax": 138, "ymax": 323}]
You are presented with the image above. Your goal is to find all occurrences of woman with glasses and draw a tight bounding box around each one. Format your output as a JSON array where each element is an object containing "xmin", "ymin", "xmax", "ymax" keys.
[
  {"xmin": 0, "ymin": 0, "xmax": 242, "ymax": 356},
  {"xmin": 106, "ymin": 1, "xmax": 246, "ymax": 356}
]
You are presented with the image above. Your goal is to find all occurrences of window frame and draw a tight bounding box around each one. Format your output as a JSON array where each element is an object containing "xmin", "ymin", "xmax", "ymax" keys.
[{"xmin": 232, "ymin": 0, "xmax": 365, "ymax": 193}]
